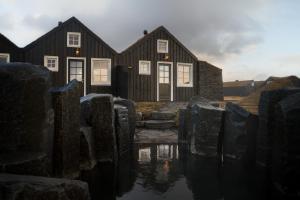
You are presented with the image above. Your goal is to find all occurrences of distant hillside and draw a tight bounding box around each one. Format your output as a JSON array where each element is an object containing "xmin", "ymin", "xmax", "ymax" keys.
[{"xmin": 238, "ymin": 76, "xmax": 300, "ymax": 114}]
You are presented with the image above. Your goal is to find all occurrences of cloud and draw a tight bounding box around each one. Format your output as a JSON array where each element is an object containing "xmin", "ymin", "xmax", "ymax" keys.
[{"xmin": 0, "ymin": 0, "xmax": 267, "ymax": 59}]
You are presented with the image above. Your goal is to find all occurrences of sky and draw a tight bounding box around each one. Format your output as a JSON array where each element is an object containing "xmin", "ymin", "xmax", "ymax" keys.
[{"xmin": 0, "ymin": 0, "xmax": 299, "ymax": 81}]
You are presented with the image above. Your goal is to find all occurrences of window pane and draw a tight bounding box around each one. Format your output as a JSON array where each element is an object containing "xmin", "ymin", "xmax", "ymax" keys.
[
  {"xmin": 76, "ymin": 75, "xmax": 82, "ymax": 81},
  {"xmin": 70, "ymin": 75, "xmax": 76, "ymax": 81}
]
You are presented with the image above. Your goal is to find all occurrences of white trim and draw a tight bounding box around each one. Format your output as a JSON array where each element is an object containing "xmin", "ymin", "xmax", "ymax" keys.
[
  {"xmin": 0, "ymin": 53, "xmax": 10, "ymax": 63},
  {"xmin": 176, "ymin": 62, "xmax": 193, "ymax": 87},
  {"xmin": 157, "ymin": 39, "xmax": 169, "ymax": 53},
  {"xmin": 66, "ymin": 57, "xmax": 86, "ymax": 95},
  {"xmin": 157, "ymin": 61, "xmax": 173, "ymax": 101},
  {"xmin": 138, "ymin": 60, "xmax": 151, "ymax": 75},
  {"xmin": 67, "ymin": 32, "xmax": 81, "ymax": 48},
  {"xmin": 44, "ymin": 55, "xmax": 59, "ymax": 72},
  {"xmin": 91, "ymin": 58, "xmax": 112, "ymax": 86}
]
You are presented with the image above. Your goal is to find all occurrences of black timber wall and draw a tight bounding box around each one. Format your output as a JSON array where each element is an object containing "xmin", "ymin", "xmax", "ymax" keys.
[
  {"xmin": 23, "ymin": 19, "xmax": 117, "ymax": 94},
  {"xmin": 120, "ymin": 28, "xmax": 199, "ymax": 102},
  {"xmin": 198, "ymin": 61, "xmax": 223, "ymax": 101},
  {"xmin": 0, "ymin": 34, "xmax": 23, "ymax": 62}
]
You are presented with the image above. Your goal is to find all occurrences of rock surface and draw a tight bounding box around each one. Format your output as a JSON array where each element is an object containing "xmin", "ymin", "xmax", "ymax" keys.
[
  {"xmin": 188, "ymin": 101, "xmax": 224, "ymax": 157},
  {"xmin": 223, "ymin": 103, "xmax": 258, "ymax": 166},
  {"xmin": 0, "ymin": 173, "xmax": 90, "ymax": 200},
  {"xmin": 50, "ymin": 80, "xmax": 81, "ymax": 178},
  {"xmin": 0, "ymin": 63, "xmax": 53, "ymax": 176},
  {"xmin": 80, "ymin": 126, "xmax": 96, "ymax": 171},
  {"xmin": 271, "ymin": 92, "xmax": 300, "ymax": 197},
  {"xmin": 257, "ymin": 88, "xmax": 300, "ymax": 168},
  {"xmin": 81, "ymin": 94, "xmax": 117, "ymax": 163},
  {"xmin": 114, "ymin": 97, "xmax": 136, "ymax": 145},
  {"xmin": 115, "ymin": 105, "xmax": 131, "ymax": 156}
]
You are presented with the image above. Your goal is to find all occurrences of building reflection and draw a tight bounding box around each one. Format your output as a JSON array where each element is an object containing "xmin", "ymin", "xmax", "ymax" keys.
[{"xmin": 136, "ymin": 143, "xmax": 180, "ymax": 194}]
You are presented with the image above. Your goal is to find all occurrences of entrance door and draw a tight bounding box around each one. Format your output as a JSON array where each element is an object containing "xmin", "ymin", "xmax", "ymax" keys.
[
  {"xmin": 68, "ymin": 59, "xmax": 84, "ymax": 96},
  {"xmin": 158, "ymin": 63, "xmax": 171, "ymax": 101}
]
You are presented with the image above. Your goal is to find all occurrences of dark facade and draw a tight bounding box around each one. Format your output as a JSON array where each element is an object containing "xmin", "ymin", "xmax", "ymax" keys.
[
  {"xmin": 119, "ymin": 26, "xmax": 223, "ymax": 102},
  {"xmin": 0, "ymin": 17, "xmax": 223, "ymax": 102},
  {"xmin": 24, "ymin": 17, "xmax": 117, "ymax": 95},
  {"xmin": 0, "ymin": 34, "xmax": 23, "ymax": 62}
]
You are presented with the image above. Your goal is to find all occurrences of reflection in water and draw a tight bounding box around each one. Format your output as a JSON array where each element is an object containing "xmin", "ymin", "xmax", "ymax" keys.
[{"xmin": 81, "ymin": 143, "xmax": 267, "ymax": 200}]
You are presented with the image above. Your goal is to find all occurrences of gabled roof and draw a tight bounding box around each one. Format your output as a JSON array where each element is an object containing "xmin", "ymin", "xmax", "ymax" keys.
[
  {"xmin": 121, "ymin": 26, "xmax": 199, "ymax": 61},
  {"xmin": 223, "ymin": 80, "xmax": 254, "ymax": 88},
  {"xmin": 0, "ymin": 33, "xmax": 19, "ymax": 48},
  {"xmin": 25, "ymin": 17, "xmax": 117, "ymax": 54}
]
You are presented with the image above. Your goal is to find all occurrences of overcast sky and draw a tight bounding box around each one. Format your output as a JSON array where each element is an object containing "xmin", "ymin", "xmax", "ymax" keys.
[{"xmin": 0, "ymin": 0, "xmax": 299, "ymax": 81}]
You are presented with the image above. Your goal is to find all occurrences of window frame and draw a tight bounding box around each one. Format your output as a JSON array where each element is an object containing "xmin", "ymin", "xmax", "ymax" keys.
[
  {"xmin": 67, "ymin": 32, "xmax": 81, "ymax": 48},
  {"xmin": 157, "ymin": 39, "xmax": 169, "ymax": 53},
  {"xmin": 44, "ymin": 55, "xmax": 59, "ymax": 72},
  {"xmin": 0, "ymin": 53, "xmax": 10, "ymax": 63},
  {"xmin": 91, "ymin": 58, "xmax": 112, "ymax": 86},
  {"xmin": 176, "ymin": 62, "xmax": 193, "ymax": 87},
  {"xmin": 139, "ymin": 60, "xmax": 151, "ymax": 75}
]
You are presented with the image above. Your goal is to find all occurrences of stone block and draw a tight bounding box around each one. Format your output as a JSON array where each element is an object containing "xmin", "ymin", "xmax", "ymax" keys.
[
  {"xmin": 223, "ymin": 103, "xmax": 258, "ymax": 167},
  {"xmin": 114, "ymin": 105, "xmax": 130, "ymax": 156},
  {"xmin": 257, "ymin": 88, "xmax": 300, "ymax": 168},
  {"xmin": 0, "ymin": 173, "xmax": 90, "ymax": 200},
  {"xmin": 114, "ymin": 97, "xmax": 136, "ymax": 143},
  {"xmin": 271, "ymin": 92, "xmax": 300, "ymax": 197},
  {"xmin": 189, "ymin": 102, "xmax": 224, "ymax": 157},
  {"xmin": 80, "ymin": 126, "xmax": 96, "ymax": 171},
  {"xmin": 150, "ymin": 111, "xmax": 176, "ymax": 120},
  {"xmin": 136, "ymin": 112, "xmax": 143, "ymax": 121},
  {"xmin": 0, "ymin": 63, "xmax": 53, "ymax": 176},
  {"xmin": 50, "ymin": 80, "xmax": 81, "ymax": 178},
  {"xmin": 81, "ymin": 94, "xmax": 116, "ymax": 163}
]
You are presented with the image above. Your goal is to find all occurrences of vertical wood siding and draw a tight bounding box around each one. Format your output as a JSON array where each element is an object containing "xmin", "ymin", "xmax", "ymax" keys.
[{"xmin": 120, "ymin": 28, "xmax": 198, "ymax": 102}]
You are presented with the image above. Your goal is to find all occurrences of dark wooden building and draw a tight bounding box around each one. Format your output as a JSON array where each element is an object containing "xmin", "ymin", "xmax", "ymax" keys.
[
  {"xmin": 0, "ymin": 17, "xmax": 223, "ymax": 102},
  {"xmin": 23, "ymin": 17, "xmax": 118, "ymax": 95},
  {"xmin": 0, "ymin": 33, "xmax": 23, "ymax": 63},
  {"xmin": 119, "ymin": 26, "xmax": 223, "ymax": 101}
]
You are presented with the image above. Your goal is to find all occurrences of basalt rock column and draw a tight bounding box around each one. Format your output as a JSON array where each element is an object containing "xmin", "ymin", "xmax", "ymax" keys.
[
  {"xmin": 50, "ymin": 80, "xmax": 81, "ymax": 178},
  {"xmin": 271, "ymin": 92, "xmax": 300, "ymax": 198},
  {"xmin": 0, "ymin": 63, "xmax": 53, "ymax": 176},
  {"xmin": 81, "ymin": 94, "xmax": 117, "ymax": 163},
  {"xmin": 223, "ymin": 103, "xmax": 258, "ymax": 167}
]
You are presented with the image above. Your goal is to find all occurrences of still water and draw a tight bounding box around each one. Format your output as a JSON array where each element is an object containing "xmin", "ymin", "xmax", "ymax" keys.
[{"xmin": 81, "ymin": 143, "xmax": 267, "ymax": 200}]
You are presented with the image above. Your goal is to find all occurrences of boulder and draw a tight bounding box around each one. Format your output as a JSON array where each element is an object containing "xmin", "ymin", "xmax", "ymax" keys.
[
  {"xmin": 50, "ymin": 80, "xmax": 81, "ymax": 178},
  {"xmin": 136, "ymin": 112, "xmax": 143, "ymax": 121},
  {"xmin": 223, "ymin": 103, "xmax": 258, "ymax": 167},
  {"xmin": 257, "ymin": 88, "xmax": 300, "ymax": 168},
  {"xmin": 178, "ymin": 109, "xmax": 187, "ymax": 143},
  {"xmin": 114, "ymin": 105, "xmax": 131, "ymax": 156},
  {"xmin": 0, "ymin": 63, "xmax": 53, "ymax": 176},
  {"xmin": 81, "ymin": 94, "xmax": 117, "ymax": 163},
  {"xmin": 80, "ymin": 127, "xmax": 96, "ymax": 171},
  {"xmin": 113, "ymin": 97, "xmax": 136, "ymax": 143},
  {"xmin": 0, "ymin": 173, "xmax": 90, "ymax": 200},
  {"xmin": 188, "ymin": 101, "xmax": 224, "ymax": 157},
  {"xmin": 271, "ymin": 92, "xmax": 300, "ymax": 198}
]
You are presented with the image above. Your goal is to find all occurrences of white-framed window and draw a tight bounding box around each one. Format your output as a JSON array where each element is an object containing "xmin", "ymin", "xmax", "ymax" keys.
[
  {"xmin": 177, "ymin": 63, "xmax": 193, "ymax": 87},
  {"xmin": 157, "ymin": 39, "xmax": 168, "ymax": 53},
  {"xmin": 0, "ymin": 53, "xmax": 10, "ymax": 63},
  {"xmin": 67, "ymin": 32, "xmax": 81, "ymax": 48},
  {"xmin": 91, "ymin": 58, "xmax": 111, "ymax": 86},
  {"xmin": 139, "ymin": 60, "xmax": 151, "ymax": 75},
  {"xmin": 44, "ymin": 56, "xmax": 59, "ymax": 72}
]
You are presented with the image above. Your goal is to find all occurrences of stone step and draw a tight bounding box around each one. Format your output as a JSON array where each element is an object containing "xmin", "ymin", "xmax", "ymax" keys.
[
  {"xmin": 150, "ymin": 111, "xmax": 176, "ymax": 120},
  {"xmin": 144, "ymin": 120, "xmax": 175, "ymax": 129}
]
